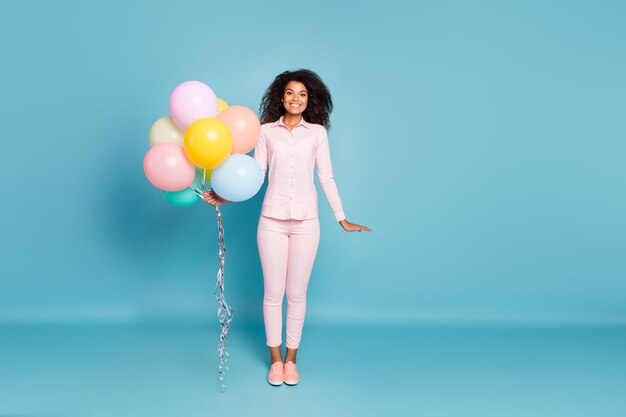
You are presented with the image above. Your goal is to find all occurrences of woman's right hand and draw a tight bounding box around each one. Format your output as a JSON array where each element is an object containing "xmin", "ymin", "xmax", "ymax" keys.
[{"xmin": 202, "ymin": 190, "xmax": 229, "ymax": 206}]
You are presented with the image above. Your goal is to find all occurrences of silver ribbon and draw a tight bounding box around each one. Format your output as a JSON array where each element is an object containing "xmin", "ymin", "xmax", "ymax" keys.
[
  {"xmin": 192, "ymin": 185, "xmax": 234, "ymax": 392},
  {"xmin": 214, "ymin": 205, "xmax": 233, "ymax": 393}
]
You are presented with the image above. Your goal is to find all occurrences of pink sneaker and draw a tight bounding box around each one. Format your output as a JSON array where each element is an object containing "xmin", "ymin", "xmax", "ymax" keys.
[
  {"xmin": 267, "ymin": 362, "xmax": 284, "ymax": 386},
  {"xmin": 283, "ymin": 361, "xmax": 300, "ymax": 385}
]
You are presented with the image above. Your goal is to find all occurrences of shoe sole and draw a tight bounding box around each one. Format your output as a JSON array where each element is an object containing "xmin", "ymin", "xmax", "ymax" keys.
[
  {"xmin": 267, "ymin": 379, "xmax": 283, "ymax": 386},
  {"xmin": 284, "ymin": 379, "xmax": 299, "ymax": 385}
]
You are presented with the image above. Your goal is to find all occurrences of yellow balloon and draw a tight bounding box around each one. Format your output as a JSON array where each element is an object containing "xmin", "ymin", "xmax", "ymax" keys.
[
  {"xmin": 184, "ymin": 118, "xmax": 232, "ymax": 169},
  {"xmin": 217, "ymin": 98, "xmax": 229, "ymax": 115}
]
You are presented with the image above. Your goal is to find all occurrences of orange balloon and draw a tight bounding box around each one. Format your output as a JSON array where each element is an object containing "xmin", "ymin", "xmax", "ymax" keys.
[
  {"xmin": 218, "ymin": 105, "xmax": 261, "ymax": 154},
  {"xmin": 184, "ymin": 118, "xmax": 232, "ymax": 169}
]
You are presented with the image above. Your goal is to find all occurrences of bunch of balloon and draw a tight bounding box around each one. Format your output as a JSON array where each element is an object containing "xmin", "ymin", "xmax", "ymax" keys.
[{"xmin": 143, "ymin": 81, "xmax": 263, "ymax": 392}]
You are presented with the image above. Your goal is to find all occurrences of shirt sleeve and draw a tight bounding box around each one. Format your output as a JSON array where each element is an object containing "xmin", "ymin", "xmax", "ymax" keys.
[
  {"xmin": 253, "ymin": 129, "xmax": 268, "ymax": 184},
  {"xmin": 315, "ymin": 127, "xmax": 346, "ymax": 222}
]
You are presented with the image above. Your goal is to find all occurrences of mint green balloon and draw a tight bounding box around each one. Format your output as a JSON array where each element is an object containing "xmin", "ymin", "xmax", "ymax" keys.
[{"xmin": 161, "ymin": 188, "xmax": 200, "ymax": 207}]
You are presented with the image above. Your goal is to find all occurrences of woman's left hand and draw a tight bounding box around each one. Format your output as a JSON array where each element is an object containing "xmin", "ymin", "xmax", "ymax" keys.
[{"xmin": 339, "ymin": 219, "xmax": 373, "ymax": 232}]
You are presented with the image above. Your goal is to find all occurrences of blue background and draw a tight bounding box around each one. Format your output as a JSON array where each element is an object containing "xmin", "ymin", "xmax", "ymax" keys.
[{"xmin": 1, "ymin": 1, "xmax": 625, "ymax": 416}]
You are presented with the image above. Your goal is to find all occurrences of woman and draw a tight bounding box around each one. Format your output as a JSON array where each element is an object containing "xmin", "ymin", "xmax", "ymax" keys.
[{"xmin": 203, "ymin": 69, "xmax": 371, "ymax": 386}]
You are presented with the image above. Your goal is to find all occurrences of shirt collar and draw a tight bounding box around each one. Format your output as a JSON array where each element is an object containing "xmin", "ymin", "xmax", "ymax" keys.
[{"xmin": 273, "ymin": 115, "xmax": 311, "ymax": 129}]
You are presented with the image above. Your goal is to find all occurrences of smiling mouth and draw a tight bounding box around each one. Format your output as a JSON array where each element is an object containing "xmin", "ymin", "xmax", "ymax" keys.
[{"xmin": 289, "ymin": 103, "xmax": 302, "ymax": 107}]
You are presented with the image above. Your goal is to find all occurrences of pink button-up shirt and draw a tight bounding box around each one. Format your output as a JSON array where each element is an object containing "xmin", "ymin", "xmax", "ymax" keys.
[{"xmin": 253, "ymin": 116, "xmax": 346, "ymax": 222}]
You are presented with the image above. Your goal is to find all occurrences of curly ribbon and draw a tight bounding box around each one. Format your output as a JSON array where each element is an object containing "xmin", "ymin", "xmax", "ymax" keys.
[
  {"xmin": 191, "ymin": 184, "xmax": 234, "ymax": 392},
  {"xmin": 214, "ymin": 204, "xmax": 233, "ymax": 393}
]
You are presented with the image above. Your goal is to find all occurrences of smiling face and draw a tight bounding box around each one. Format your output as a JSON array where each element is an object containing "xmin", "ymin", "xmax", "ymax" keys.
[{"xmin": 282, "ymin": 81, "xmax": 308, "ymax": 117}]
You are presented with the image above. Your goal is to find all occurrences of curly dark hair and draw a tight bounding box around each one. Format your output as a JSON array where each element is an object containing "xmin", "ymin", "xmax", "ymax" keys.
[{"xmin": 259, "ymin": 69, "xmax": 333, "ymax": 129}]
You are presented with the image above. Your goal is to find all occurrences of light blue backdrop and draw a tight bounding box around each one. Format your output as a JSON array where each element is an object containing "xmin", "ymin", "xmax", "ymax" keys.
[{"xmin": 1, "ymin": 0, "xmax": 625, "ymax": 325}]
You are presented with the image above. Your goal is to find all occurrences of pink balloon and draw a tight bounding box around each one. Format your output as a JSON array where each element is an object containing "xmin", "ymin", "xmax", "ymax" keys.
[
  {"xmin": 169, "ymin": 81, "xmax": 218, "ymax": 131},
  {"xmin": 218, "ymin": 105, "xmax": 261, "ymax": 154},
  {"xmin": 143, "ymin": 143, "xmax": 195, "ymax": 191}
]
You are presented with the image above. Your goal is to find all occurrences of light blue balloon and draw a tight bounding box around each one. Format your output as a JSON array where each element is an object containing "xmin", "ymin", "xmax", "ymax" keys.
[{"xmin": 211, "ymin": 154, "xmax": 263, "ymax": 202}]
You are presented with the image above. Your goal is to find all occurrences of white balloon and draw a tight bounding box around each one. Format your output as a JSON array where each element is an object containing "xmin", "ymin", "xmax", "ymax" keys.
[{"xmin": 149, "ymin": 116, "xmax": 184, "ymax": 147}]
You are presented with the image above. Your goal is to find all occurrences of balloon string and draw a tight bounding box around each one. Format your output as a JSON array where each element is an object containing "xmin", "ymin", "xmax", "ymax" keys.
[{"xmin": 214, "ymin": 205, "xmax": 233, "ymax": 393}]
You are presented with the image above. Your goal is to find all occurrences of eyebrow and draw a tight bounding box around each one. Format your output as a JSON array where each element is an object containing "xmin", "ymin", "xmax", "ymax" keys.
[{"xmin": 285, "ymin": 88, "xmax": 307, "ymax": 93}]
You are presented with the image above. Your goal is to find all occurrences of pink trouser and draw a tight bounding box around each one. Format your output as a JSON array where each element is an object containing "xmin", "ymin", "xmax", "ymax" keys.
[{"xmin": 257, "ymin": 215, "xmax": 320, "ymax": 349}]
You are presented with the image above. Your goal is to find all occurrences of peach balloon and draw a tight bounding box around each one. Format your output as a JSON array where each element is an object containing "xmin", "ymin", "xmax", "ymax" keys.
[{"xmin": 218, "ymin": 105, "xmax": 261, "ymax": 154}]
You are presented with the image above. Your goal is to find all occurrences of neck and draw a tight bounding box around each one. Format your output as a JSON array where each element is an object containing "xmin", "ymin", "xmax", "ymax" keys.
[{"xmin": 283, "ymin": 114, "xmax": 302, "ymax": 125}]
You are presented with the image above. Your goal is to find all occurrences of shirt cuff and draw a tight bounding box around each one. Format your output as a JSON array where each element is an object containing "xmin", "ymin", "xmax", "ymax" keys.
[{"xmin": 334, "ymin": 211, "xmax": 346, "ymax": 222}]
